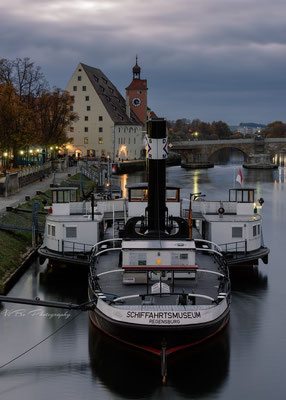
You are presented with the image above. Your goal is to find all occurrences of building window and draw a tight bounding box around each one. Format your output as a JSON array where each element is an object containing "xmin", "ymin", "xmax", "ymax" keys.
[
  {"xmin": 98, "ymin": 137, "xmax": 103, "ymax": 144},
  {"xmin": 78, "ymin": 68, "xmax": 82, "ymax": 72},
  {"xmin": 84, "ymin": 116, "xmax": 88, "ymax": 121},
  {"xmin": 119, "ymin": 128, "xmax": 120, "ymax": 132},
  {"xmin": 66, "ymin": 227, "xmax": 77, "ymax": 238},
  {"xmin": 84, "ymin": 127, "xmax": 88, "ymax": 132},
  {"xmin": 232, "ymin": 227, "xmax": 243, "ymax": 238},
  {"xmin": 99, "ymin": 127, "xmax": 103, "ymax": 132},
  {"xmin": 99, "ymin": 116, "xmax": 103, "ymax": 121},
  {"xmin": 73, "ymin": 86, "xmax": 77, "ymax": 91},
  {"xmin": 70, "ymin": 105, "xmax": 73, "ymax": 111},
  {"xmin": 70, "ymin": 127, "xmax": 74, "ymax": 132},
  {"xmin": 82, "ymin": 86, "xmax": 86, "ymax": 91},
  {"xmin": 70, "ymin": 96, "xmax": 75, "ymax": 103},
  {"xmin": 124, "ymin": 138, "xmax": 125, "ymax": 144},
  {"xmin": 85, "ymin": 96, "xmax": 89, "ymax": 101},
  {"xmin": 78, "ymin": 76, "xmax": 82, "ymax": 81},
  {"xmin": 134, "ymin": 138, "xmax": 136, "ymax": 144},
  {"xmin": 84, "ymin": 137, "xmax": 88, "ymax": 144},
  {"xmin": 128, "ymin": 138, "xmax": 130, "ymax": 144},
  {"xmin": 87, "ymin": 106, "xmax": 90, "ymax": 111},
  {"xmin": 118, "ymin": 138, "xmax": 120, "ymax": 144}
]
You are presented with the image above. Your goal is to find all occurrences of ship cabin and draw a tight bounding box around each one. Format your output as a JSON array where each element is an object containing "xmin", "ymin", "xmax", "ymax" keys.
[
  {"xmin": 126, "ymin": 183, "xmax": 181, "ymax": 219},
  {"xmin": 191, "ymin": 188, "xmax": 263, "ymax": 253},
  {"xmin": 43, "ymin": 187, "xmax": 104, "ymax": 255}
]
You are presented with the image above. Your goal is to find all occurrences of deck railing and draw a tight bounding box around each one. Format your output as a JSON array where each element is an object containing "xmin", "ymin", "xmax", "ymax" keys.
[{"xmin": 219, "ymin": 240, "xmax": 247, "ymax": 256}]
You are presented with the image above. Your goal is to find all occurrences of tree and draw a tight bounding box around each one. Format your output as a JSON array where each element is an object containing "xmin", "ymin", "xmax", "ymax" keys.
[
  {"xmin": 0, "ymin": 84, "xmax": 36, "ymax": 169},
  {"xmin": 36, "ymin": 88, "xmax": 78, "ymax": 148},
  {"xmin": 263, "ymin": 121, "xmax": 286, "ymax": 138},
  {"xmin": 0, "ymin": 58, "xmax": 49, "ymax": 104},
  {"xmin": 211, "ymin": 121, "xmax": 232, "ymax": 139}
]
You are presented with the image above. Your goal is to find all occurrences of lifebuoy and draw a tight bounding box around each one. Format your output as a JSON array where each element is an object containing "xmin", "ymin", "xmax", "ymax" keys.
[{"xmin": 218, "ymin": 207, "xmax": 225, "ymax": 214}]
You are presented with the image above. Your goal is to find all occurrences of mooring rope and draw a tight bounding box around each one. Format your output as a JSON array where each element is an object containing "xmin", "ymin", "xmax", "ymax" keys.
[{"xmin": 0, "ymin": 311, "xmax": 82, "ymax": 369}]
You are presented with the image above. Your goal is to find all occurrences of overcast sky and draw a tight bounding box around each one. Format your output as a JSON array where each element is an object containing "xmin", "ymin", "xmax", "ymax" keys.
[{"xmin": 0, "ymin": 0, "xmax": 285, "ymax": 124}]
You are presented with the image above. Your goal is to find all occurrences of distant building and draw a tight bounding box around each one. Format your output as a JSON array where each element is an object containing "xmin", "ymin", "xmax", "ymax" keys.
[
  {"xmin": 65, "ymin": 60, "xmax": 150, "ymax": 161},
  {"xmin": 230, "ymin": 123, "xmax": 265, "ymax": 136}
]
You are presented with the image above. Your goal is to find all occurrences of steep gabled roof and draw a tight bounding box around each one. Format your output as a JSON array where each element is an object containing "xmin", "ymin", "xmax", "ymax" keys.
[{"xmin": 81, "ymin": 63, "xmax": 142, "ymax": 126}]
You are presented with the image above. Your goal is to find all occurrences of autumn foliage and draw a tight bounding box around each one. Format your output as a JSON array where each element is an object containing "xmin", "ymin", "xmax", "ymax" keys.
[{"xmin": 0, "ymin": 57, "xmax": 77, "ymax": 167}]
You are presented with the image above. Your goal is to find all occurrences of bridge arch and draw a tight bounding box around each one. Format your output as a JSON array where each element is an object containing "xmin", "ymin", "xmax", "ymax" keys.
[{"xmin": 208, "ymin": 145, "xmax": 248, "ymax": 161}]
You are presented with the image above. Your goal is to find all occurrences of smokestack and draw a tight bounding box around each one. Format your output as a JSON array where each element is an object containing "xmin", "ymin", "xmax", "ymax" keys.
[{"xmin": 146, "ymin": 118, "xmax": 168, "ymax": 233}]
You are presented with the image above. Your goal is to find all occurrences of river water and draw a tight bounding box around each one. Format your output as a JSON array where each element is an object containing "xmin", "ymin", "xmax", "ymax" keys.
[{"xmin": 0, "ymin": 159, "xmax": 286, "ymax": 400}]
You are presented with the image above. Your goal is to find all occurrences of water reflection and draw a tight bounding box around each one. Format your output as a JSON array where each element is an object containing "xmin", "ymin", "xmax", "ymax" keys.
[{"xmin": 88, "ymin": 323, "xmax": 230, "ymax": 398}]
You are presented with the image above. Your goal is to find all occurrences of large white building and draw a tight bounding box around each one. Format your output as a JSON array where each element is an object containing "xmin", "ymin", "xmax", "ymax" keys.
[{"xmin": 65, "ymin": 62, "xmax": 146, "ymax": 161}]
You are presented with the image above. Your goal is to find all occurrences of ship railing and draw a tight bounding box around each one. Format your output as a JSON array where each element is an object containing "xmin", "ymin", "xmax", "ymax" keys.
[
  {"xmin": 91, "ymin": 266, "xmax": 230, "ymax": 305},
  {"xmin": 90, "ymin": 238, "xmax": 123, "ymax": 256},
  {"xmin": 218, "ymin": 240, "xmax": 247, "ymax": 258},
  {"xmin": 111, "ymin": 292, "xmax": 229, "ymax": 306},
  {"xmin": 62, "ymin": 240, "xmax": 94, "ymax": 257},
  {"xmin": 45, "ymin": 237, "xmax": 94, "ymax": 257},
  {"xmin": 194, "ymin": 239, "xmax": 223, "ymax": 253},
  {"xmin": 194, "ymin": 239, "xmax": 229, "ymax": 277}
]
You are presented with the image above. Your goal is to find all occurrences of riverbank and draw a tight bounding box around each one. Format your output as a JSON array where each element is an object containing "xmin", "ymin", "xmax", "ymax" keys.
[{"xmin": 0, "ymin": 169, "xmax": 93, "ymax": 294}]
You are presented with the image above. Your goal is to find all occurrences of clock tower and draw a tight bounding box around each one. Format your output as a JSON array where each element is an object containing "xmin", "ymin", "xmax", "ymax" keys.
[{"xmin": 126, "ymin": 57, "xmax": 148, "ymax": 125}]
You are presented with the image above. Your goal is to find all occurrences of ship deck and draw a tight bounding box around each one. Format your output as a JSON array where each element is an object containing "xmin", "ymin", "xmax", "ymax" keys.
[{"xmin": 91, "ymin": 248, "xmax": 228, "ymax": 307}]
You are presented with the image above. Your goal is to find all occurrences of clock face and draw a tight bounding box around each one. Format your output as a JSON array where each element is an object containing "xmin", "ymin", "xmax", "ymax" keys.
[{"xmin": 132, "ymin": 97, "xmax": 141, "ymax": 107}]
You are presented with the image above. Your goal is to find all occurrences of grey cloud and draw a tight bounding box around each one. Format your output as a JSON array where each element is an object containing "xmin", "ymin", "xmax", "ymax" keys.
[{"xmin": 0, "ymin": 0, "xmax": 285, "ymax": 124}]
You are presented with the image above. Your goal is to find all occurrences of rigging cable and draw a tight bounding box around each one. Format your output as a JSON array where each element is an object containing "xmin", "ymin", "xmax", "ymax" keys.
[{"xmin": 0, "ymin": 310, "xmax": 83, "ymax": 369}]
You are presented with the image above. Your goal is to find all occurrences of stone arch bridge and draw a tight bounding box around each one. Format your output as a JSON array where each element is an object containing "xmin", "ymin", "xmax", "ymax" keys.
[{"xmin": 170, "ymin": 137, "xmax": 286, "ymax": 168}]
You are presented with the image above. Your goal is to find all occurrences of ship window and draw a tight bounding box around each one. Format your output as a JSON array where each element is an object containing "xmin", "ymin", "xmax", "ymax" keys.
[
  {"xmin": 52, "ymin": 226, "xmax": 56, "ymax": 236},
  {"xmin": 66, "ymin": 227, "xmax": 77, "ymax": 238},
  {"xmin": 253, "ymin": 225, "xmax": 257, "ymax": 236},
  {"xmin": 64, "ymin": 191, "xmax": 70, "ymax": 202},
  {"xmin": 70, "ymin": 190, "xmax": 77, "ymax": 202},
  {"xmin": 243, "ymin": 191, "xmax": 249, "ymax": 202},
  {"xmin": 52, "ymin": 191, "xmax": 57, "ymax": 203},
  {"xmin": 48, "ymin": 224, "xmax": 56, "ymax": 236},
  {"xmin": 232, "ymin": 227, "xmax": 242, "ymax": 238},
  {"xmin": 236, "ymin": 191, "xmax": 242, "ymax": 202},
  {"xmin": 58, "ymin": 191, "xmax": 64, "ymax": 202},
  {"xmin": 180, "ymin": 254, "xmax": 188, "ymax": 259},
  {"xmin": 258, "ymin": 224, "xmax": 260, "ymax": 235}
]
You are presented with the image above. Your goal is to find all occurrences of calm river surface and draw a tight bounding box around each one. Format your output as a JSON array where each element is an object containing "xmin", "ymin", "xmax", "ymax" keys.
[{"xmin": 0, "ymin": 161, "xmax": 286, "ymax": 400}]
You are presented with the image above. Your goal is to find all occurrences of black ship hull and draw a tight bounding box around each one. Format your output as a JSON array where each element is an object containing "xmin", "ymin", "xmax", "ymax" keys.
[{"xmin": 88, "ymin": 303, "xmax": 230, "ymax": 356}]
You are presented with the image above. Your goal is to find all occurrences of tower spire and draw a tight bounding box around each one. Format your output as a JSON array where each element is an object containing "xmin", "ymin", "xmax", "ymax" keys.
[{"xmin": 133, "ymin": 55, "xmax": 141, "ymax": 79}]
